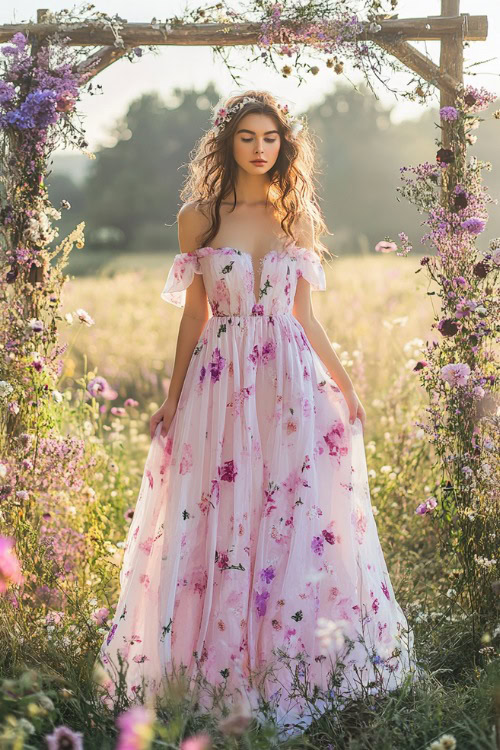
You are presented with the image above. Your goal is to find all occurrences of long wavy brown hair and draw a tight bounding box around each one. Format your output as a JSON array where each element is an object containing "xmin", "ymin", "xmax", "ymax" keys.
[{"xmin": 179, "ymin": 89, "xmax": 334, "ymax": 262}]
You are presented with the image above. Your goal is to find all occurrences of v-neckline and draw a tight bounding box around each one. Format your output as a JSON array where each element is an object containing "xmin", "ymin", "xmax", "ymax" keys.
[{"xmin": 199, "ymin": 245, "xmax": 295, "ymax": 305}]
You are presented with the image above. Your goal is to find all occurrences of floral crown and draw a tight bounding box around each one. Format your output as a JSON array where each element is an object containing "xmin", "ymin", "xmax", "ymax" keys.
[{"xmin": 210, "ymin": 96, "xmax": 304, "ymax": 138}]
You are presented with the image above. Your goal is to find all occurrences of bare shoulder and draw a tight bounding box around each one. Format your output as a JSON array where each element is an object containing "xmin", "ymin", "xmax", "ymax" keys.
[{"xmin": 177, "ymin": 201, "xmax": 211, "ymax": 254}]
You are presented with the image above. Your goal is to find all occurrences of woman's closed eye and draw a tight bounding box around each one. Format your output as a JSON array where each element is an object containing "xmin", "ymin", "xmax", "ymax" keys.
[{"xmin": 241, "ymin": 138, "xmax": 277, "ymax": 143}]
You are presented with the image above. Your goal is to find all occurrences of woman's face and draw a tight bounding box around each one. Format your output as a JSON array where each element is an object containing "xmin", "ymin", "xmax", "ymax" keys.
[{"xmin": 232, "ymin": 113, "xmax": 281, "ymax": 175}]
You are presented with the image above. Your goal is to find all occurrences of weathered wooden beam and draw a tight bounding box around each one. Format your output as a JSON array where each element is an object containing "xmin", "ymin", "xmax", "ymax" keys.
[
  {"xmin": 375, "ymin": 38, "xmax": 461, "ymax": 97},
  {"xmin": 75, "ymin": 45, "xmax": 129, "ymax": 81},
  {"xmin": 0, "ymin": 14, "xmax": 487, "ymax": 46}
]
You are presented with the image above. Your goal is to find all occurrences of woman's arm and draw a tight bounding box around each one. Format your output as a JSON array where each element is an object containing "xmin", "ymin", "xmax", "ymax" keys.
[
  {"xmin": 150, "ymin": 202, "xmax": 210, "ymax": 438},
  {"xmin": 292, "ymin": 217, "xmax": 366, "ymax": 429}
]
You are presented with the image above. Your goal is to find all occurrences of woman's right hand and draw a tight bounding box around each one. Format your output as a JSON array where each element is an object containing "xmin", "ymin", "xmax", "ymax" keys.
[{"xmin": 150, "ymin": 399, "xmax": 178, "ymax": 440}]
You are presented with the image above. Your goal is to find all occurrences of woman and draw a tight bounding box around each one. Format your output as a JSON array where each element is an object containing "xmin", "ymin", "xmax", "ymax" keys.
[{"xmin": 98, "ymin": 90, "xmax": 416, "ymax": 737}]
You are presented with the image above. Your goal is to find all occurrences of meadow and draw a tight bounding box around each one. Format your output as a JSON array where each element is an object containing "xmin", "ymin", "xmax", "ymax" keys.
[{"xmin": 1, "ymin": 251, "xmax": 497, "ymax": 749}]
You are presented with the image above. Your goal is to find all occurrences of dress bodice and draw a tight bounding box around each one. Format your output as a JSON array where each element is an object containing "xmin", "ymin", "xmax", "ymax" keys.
[{"xmin": 160, "ymin": 245, "xmax": 326, "ymax": 316}]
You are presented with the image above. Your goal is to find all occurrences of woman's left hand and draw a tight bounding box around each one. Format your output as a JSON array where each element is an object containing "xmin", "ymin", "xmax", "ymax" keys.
[{"xmin": 343, "ymin": 387, "xmax": 366, "ymax": 432}]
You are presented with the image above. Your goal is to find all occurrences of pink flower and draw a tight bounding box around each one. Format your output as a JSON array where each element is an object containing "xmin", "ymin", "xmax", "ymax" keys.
[
  {"xmin": 124, "ymin": 398, "xmax": 139, "ymax": 407},
  {"xmin": 45, "ymin": 726, "xmax": 84, "ymax": 750},
  {"xmin": 46, "ymin": 610, "xmax": 64, "ymax": 625},
  {"xmin": 415, "ymin": 496, "xmax": 438, "ymax": 515},
  {"xmin": 440, "ymin": 363, "xmax": 471, "ymax": 386},
  {"xmin": 92, "ymin": 606, "xmax": 109, "ymax": 626},
  {"xmin": 87, "ymin": 376, "xmax": 118, "ymax": 400},
  {"xmin": 0, "ymin": 536, "xmax": 24, "ymax": 594},
  {"xmin": 111, "ymin": 407, "xmax": 126, "ymax": 417},
  {"xmin": 180, "ymin": 734, "xmax": 212, "ymax": 750},
  {"xmin": 375, "ymin": 240, "xmax": 398, "ymax": 253},
  {"xmin": 116, "ymin": 705, "xmax": 155, "ymax": 750}
]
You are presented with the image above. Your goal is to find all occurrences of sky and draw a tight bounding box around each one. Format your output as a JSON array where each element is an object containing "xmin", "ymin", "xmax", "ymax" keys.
[{"xmin": 1, "ymin": 0, "xmax": 498, "ymax": 151}]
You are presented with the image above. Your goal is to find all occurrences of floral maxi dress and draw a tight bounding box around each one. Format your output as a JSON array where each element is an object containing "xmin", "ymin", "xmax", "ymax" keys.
[{"xmin": 98, "ymin": 244, "xmax": 416, "ymax": 735}]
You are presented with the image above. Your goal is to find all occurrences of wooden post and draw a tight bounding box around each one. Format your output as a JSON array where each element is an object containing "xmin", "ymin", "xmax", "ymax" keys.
[
  {"xmin": 26, "ymin": 10, "xmax": 50, "ymax": 303},
  {"xmin": 439, "ymin": 0, "xmax": 465, "ymax": 202}
]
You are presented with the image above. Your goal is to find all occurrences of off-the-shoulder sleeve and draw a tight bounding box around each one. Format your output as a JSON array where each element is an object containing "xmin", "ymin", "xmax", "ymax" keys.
[
  {"xmin": 296, "ymin": 249, "xmax": 326, "ymax": 291},
  {"xmin": 160, "ymin": 253, "xmax": 202, "ymax": 307}
]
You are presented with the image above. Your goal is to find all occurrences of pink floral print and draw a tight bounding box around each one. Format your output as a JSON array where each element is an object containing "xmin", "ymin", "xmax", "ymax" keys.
[{"xmin": 98, "ymin": 244, "xmax": 415, "ymax": 736}]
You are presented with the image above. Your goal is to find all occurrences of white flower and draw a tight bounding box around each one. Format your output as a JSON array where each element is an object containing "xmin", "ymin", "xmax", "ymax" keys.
[
  {"xmin": 75, "ymin": 308, "xmax": 95, "ymax": 326},
  {"xmin": 28, "ymin": 318, "xmax": 44, "ymax": 332},
  {"xmin": 64, "ymin": 312, "xmax": 74, "ymax": 325},
  {"xmin": 0, "ymin": 463, "xmax": 7, "ymax": 479},
  {"xmin": 0, "ymin": 381, "xmax": 14, "ymax": 398},
  {"xmin": 315, "ymin": 617, "xmax": 350, "ymax": 653},
  {"xmin": 51, "ymin": 390, "xmax": 63, "ymax": 403},
  {"xmin": 18, "ymin": 718, "xmax": 36, "ymax": 735}
]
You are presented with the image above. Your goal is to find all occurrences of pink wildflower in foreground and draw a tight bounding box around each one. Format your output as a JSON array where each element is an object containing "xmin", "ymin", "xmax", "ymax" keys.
[
  {"xmin": 415, "ymin": 497, "xmax": 438, "ymax": 515},
  {"xmin": 180, "ymin": 733, "xmax": 212, "ymax": 750},
  {"xmin": 116, "ymin": 705, "xmax": 155, "ymax": 750},
  {"xmin": 0, "ymin": 536, "xmax": 24, "ymax": 593},
  {"xmin": 45, "ymin": 725, "xmax": 84, "ymax": 749}
]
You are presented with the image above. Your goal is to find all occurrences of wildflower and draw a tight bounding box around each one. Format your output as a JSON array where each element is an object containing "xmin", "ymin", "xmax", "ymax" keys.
[
  {"xmin": 92, "ymin": 607, "xmax": 109, "ymax": 626},
  {"xmin": 0, "ymin": 536, "xmax": 24, "ymax": 593},
  {"xmin": 315, "ymin": 617, "xmax": 349, "ymax": 652},
  {"xmin": 87, "ymin": 376, "xmax": 118, "ymax": 400},
  {"xmin": 439, "ymin": 106, "xmax": 459, "ymax": 121},
  {"xmin": 124, "ymin": 398, "xmax": 139, "ymax": 407},
  {"xmin": 415, "ymin": 497, "xmax": 438, "ymax": 516},
  {"xmin": 28, "ymin": 318, "xmax": 44, "ymax": 332},
  {"xmin": 75, "ymin": 307, "xmax": 95, "ymax": 326},
  {"xmin": 116, "ymin": 705, "xmax": 155, "ymax": 750},
  {"xmin": 0, "ymin": 381, "xmax": 14, "ymax": 399},
  {"xmin": 180, "ymin": 733, "xmax": 212, "ymax": 749},
  {"xmin": 45, "ymin": 725, "xmax": 84, "ymax": 750},
  {"xmin": 375, "ymin": 240, "xmax": 397, "ymax": 253},
  {"xmin": 218, "ymin": 692, "xmax": 252, "ymax": 735},
  {"xmin": 437, "ymin": 318, "xmax": 458, "ymax": 337},
  {"xmin": 461, "ymin": 217, "xmax": 485, "ymax": 235},
  {"xmin": 436, "ymin": 148, "xmax": 454, "ymax": 164},
  {"xmin": 440, "ymin": 363, "xmax": 471, "ymax": 386}
]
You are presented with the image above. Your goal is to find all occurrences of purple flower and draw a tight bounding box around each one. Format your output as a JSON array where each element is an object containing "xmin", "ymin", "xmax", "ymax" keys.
[
  {"xmin": 106, "ymin": 622, "xmax": 117, "ymax": 646},
  {"xmin": 45, "ymin": 726, "xmax": 84, "ymax": 750},
  {"xmin": 208, "ymin": 347, "xmax": 226, "ymax": 383},
  {"xmin": 255, "ymin": 590, "xmax": 270, "ymax": 616},
  {"xmin": 461, "ymin": 217, "xmax": 486, "ymax": 235},
  {"xmin": 1, "ymin": 32, "xmax": 28, "ymax": 56},
  {"xmin": 261, "ymin": 340, "xmax": 276, "ymax": 364},
  {"xmin": 415, "ymin": 496, "xmax": 438, "ymax": 515},
  {"xmin": 440, "ymin": 363, "xmax": 471, "ymax": 386},
  {"xmin": 260, "ymin": 565, "xmax": 275, "ymax": 583},
  {"xmin": 1, "ymin": 89, "xmax": 59, "ymax": 131},
  {"xmin": 0, "ymin": 81, "xmax": 16, "ymax": 105},
  {"xmin": 311, "ymin": 535, "xmax": 324, "ymax": 556},
  {"xmin": 439, "ymin": 106, "xmax": 459, "ymax": 121},
  {"xmin": 87, "ymin": 376, "xmax": 118, "ymax": 400}
]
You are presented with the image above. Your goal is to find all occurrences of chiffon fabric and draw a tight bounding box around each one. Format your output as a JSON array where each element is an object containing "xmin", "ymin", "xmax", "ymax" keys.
[{"xmin": 98, "ymin": 244, "xmax": 416, "ymax": 737}]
